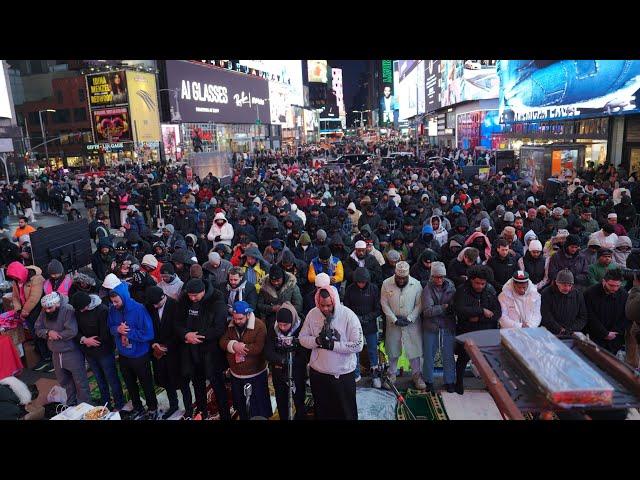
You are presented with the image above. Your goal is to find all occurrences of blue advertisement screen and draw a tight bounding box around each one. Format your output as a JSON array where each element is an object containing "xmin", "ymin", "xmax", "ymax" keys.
[{"xmin": 498, "ymin": 60, "xmax": 640, "ymax": 123}]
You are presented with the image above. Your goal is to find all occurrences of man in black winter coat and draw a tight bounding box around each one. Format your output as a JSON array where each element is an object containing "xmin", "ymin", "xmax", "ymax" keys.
[
  {"xmin": 264, "ymin": 303, "xmax": 308, "ymax": 420},
  {"xmin": 453, "ymin": 266, "xmax": 501, "ymax": 394},
  {"xmin": 91, "ymin": 237, "xmax": 116, "ymax": 282},
  {"xmin": 448, "ymin": 247, "xmax": 480, "ymax": 288},
  {"xmin": 486, "ymin": 238, "xmax": 519, "ymax": 293},
  {"xmin": 343, "ymin": 267, "xmax": 382, "ymax": 387},
  {"xmin": 410, "ymin": 249, "xmax": 438, "ymax": 288},
  {"xmin": 145, "ymin": 286, "xmax": 192, "ymax": 419},
  {"xmin": 584, "ymin": 269, "xmax": 629, "ymax": 354},
  {"xmin": 175, "ymin": 279, "xmax": 231, "ymax": 420},
  {"xmin": 343, "ymin": 240, "xmax": 384, "ymax": 289},
  {"xmin": 540, "ymin": 269, "xmax": 588, "ymax": 335}
]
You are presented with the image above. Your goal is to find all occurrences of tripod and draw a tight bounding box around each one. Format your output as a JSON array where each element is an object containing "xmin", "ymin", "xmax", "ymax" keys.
[
  {"xmin": 377, "ymin": 346, "xmax": 417, "ymax": 420},
  {"xmin": 284, "ymin": 348, "xmax": 296, "ymax": 421}
]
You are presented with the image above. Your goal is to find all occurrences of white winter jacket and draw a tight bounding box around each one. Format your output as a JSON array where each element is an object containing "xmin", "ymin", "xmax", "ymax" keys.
[
  {"xmin": 498, "ymin": 279, "xmax": 541, "ymax": 329},
  {"xmin": 207, "ymin": 212, "xmax": 235, "ymax": 247}
]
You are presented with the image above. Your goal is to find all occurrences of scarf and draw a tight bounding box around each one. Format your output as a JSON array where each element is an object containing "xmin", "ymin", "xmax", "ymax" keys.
[
  {"xmin": 349, "ymin": 251, "xmax": 366, "ymax": 268},
  {"xmin": 227, "ymin": 281, "xmax": 247, "ymax": 311}
]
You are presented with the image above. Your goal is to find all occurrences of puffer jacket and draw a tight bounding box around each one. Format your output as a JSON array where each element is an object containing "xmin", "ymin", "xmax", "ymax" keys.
[
  {"xmin": 256, "ymin": 271, "xmax": 303, "ymax": 324},
  {"xmin": 34, "ymin": 295, "xmax": 80, "ymax": 354},
  {"xmin": 453, "ymin": 280, "xmax": 501, "ymax": 334},
  {"xmin": 8, "ymin": 262, "xmax": 44, "ymax": 319},
  {"xmin": 421, "ymin": 277, "xmax": 456, "ymax": 332},
  {"xmin": 207, "ymin": 212, "xmax": 235, "ymax": 247},
  {"xmin": 343, "ymin": 280, "xmax": 381, "ymax": 336}
]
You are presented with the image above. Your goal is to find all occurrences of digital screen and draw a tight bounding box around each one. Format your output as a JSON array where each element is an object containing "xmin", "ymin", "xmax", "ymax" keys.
[
  {"xmin": 238, "ymin": 60, "xmax": 304, "ymax": 106},
  {"xmin": 332, "ymin": 68, "xmax": 345, "ymax": 119},
  {"xmin": 165, "ymin": 60, "xmax": 271, "ymax": 124},
  {"xmin": 86, "ymin": 71, "xmax": 128, "ymax": 108},
  {"xmin": 440, "ymin": 60, "xmax": 499, "ymax": 108},
  {"xmin": 397, "ymin": 61, "xmax": 425, "ymax": 120},
  {"xmin": 457, "ymin": 110, "xmax": 503, "ymax": 150},
  {"xmin": 0, "ymin": 61, "xmax": 12, "ymax": 119},
  {"xmin": 425, "ymin": 60, "xmax": 441, "ymax": 112},
  {"xmin": 161, "ymin": 124, "xmax": 182, "ymax": 161},
  {"xmin": 498, "ymin": 60, "xmax": 640, "ymax": 122},
  {"xmin": 308, "ymin": 60, "xmax": 328, "ymax": 83},
  {"xmin": 92, "ymin": 107, "xmax": 132, "ymax": 142}
]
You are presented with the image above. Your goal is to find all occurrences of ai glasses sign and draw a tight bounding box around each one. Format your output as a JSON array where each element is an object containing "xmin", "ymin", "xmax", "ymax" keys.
[{"xmin": 166, "ymin": 61, "xmax": 271, "ymax": 124}]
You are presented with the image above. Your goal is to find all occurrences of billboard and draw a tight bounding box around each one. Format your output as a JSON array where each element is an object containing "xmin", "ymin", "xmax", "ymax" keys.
[
  {"xmin": 238, "ymin": 60, "xmax": 304, "ymax": 105},
  {"xmin": 86, "ymin": 71, "xmax": 128, "ymax": 108},
  {"xmin": 332, "ymin": 68, "xmax": 345, "ymax": 118},
  {"xmin": 425, "ymin": 60, "xmax": 441, "ymax": 113},
  {"xmin": 498, "ymin": 60, "xmax": 640, "ymax": 123},
  {"xmin": 268, "ymin": 80, "xmax": 292, "ymax": 127},
  {"xmin": 161, "ymin": 124, "xmax": 182, "ymax": 161},
  {"xmin": 308, "ymin": 60, "xmax": 328, "ymax": 83},
  {"xmin": 456, "ymin": 110, "xmax": 503, "ymax": 150},
  {"xmin": 125, "ymin": 71, "xmax": 160, "ymax": 143},
  {"xmin": 92, "ymin": 107, "xmax": 132, "ymax": 142},
  {"xmin": 397, "ymin": 60, "xmax": 425, "ymax": 120},
  {"xmin": 440, "ymin": 60, "xmax": 499, "ymax": 108},
  {"xmin": 0, "ymin": 61, "xmax": 12, "ymax": 119},
  {"xmin": 165, "ymin": 60, "xmax": 271, "ymax": 124}
]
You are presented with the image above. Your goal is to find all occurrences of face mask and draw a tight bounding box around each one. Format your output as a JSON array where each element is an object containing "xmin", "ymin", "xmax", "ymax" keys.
[{"xmin": 301, "ymin": 245, "xmax": 308, "ymax": 251}]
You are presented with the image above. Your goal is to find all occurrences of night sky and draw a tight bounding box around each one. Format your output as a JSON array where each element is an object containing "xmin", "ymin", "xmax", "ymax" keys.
[{"xmin": 329, "ymin": 60, "xmax": 367, "ymax": 109}]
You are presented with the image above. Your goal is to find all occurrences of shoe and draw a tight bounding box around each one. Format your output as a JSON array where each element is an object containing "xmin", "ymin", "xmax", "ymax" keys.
[
  {"xmin": 425, "ymin": 382, "xmax": 435, "ymax": 394},
  {"xmin": 355, "ymin": 375, "xmax": 362, "ymax": 383},
  {"xmin": 33, "ymin": 359, "xmax": 49, "ymax": 372},
  {"xmin": 455, "ymin": 382, "xmax": 465, "ymax": 395},
  {"xmin": 146, "ymin": 410, "xmax": 161, "ymax": 420},
  {"xmin": 412, "ymin": 373, "xmax": 427, "ymax": 391},
  {"xmin": 45, "ymin": 362, "xmax": 56, "ymax": 373},
  {"xmin": 445, "ymin": 383, "xmax": 456, "ymax": 393},
  {"xmin": 372, "ymin": 377, "xmax": 382, "ymax": 389},
  {"xmin": 162, "ymin": 407, "xmax": 179, "ymax": 420}
]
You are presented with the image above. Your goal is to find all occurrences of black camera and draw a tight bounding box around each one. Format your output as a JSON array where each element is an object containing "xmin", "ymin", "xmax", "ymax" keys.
[{"xmin": 276, "ymin": 336, "xmax": 299, "ymax": 352}]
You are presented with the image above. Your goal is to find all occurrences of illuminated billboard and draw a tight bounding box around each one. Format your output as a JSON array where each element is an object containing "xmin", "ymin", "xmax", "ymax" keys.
[
  {"xmin": 308, "ymin": 60, "xmax": 328, "ymax": 83},
  {"xmin": 440, "ymin": 60, "xmax": 499, "ymax": 108},
  {"xmin": 498, "ymin": 60, "xmax": 640, "ymax": 122}
]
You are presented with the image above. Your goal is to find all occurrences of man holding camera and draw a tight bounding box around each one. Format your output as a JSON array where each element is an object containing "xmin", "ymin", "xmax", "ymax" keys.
[
  {"xmin": 380, "ymin": 261, "xmax": 425, "ymax": 390},
  {"xmin": 264, "ymin": 302, "xmax": 308, "ymax": 420},
  {"xmin": 299, "ymin": 273, "xmax": 363, "ymax": 420}
]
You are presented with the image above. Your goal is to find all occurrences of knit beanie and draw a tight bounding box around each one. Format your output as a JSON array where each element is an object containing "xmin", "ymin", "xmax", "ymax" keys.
[
  {"xmin": 319, "ymin": 246, "xmax": 331, "ymax": 260},
  {"xmin": 70, "ymin": 291, "xmax": 91, "ymax": 311},
  {"xmin": 430, "ymin": 261, "xmax": 446, "ymax": 277},
  {"xmin": 299, "ymin": 232, "xmax": 311, "ymax": 246},
  {"xmin": 189, "ymin": 264, "xmax": 203, "ymax": 279},
  {"xmin": 47, "ymin": 259, "xmax": 64, "ymax": 276}
]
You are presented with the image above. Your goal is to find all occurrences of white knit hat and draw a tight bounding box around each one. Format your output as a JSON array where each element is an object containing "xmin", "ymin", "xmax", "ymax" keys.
[
  {"xmin": 315, "ymin": 272, "xmax": 331, "ymax": 288},
  {"xmin": 141, "ymin": 254, "xmax": 158, "ymax": 269},
  {"xmin": 354, "ymin": 240, "xmax": 367, "ymax": 249},
  {"xmin": 528, "ymin": 240, "xmax": 543, "ymax": 252},
  {"xmin": 102, "ymin": 273, "xmax": 122, "ymax": 290}
]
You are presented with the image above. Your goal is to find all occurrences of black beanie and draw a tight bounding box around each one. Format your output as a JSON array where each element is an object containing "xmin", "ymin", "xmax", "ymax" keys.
[
  {"xmin": 319, "ymin": 246, "xmax": 331, "ymax": 260},
  {"xmin": 276, "ymin": 307, "xmax": 293, "ymax": 324},
  {"xmin": 70, "ymin": 291, "xmax": 91, "ymax": 311},
  {"xmin": 145, "ymin": 286, "xmax": 165, "ymax": 305},
  {"xmin": 269, "ymin": 264, "xmax": 284, "ymax": 280},
  {"xmin": 353, "ymin": 267, "xmax": 370, "ymax": 283},
  {"xmin": 565, "ymin": 234, "xmax": 581, "ymax": 248}
]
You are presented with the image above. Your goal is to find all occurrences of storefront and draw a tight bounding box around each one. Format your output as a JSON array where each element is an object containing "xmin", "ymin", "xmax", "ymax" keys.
[
  {"xmin": 85, "ymin": 142, "xmax": 136, "ymax": 167},
  {"xmin": 500, "ymin": 117, "xmax": 610, "ymax": 178},
  {"xmin": 624, "ymin": 115, "xmax": 640, "ymax": 176},
  {"xmin": 161, "ymin": 61, "xmax": 281, "ymax": 159}
]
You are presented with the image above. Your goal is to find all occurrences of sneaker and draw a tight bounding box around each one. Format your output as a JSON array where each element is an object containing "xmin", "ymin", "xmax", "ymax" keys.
[
  {"xmin": 412, "ymin": 373, "xmax": 427, "ymax": 391},
  {"xmin": 445, "ymin": 383, "xmax": 456, "ymax": 393},
  {"xmin": 355, "ymin": 375, "xmax": 362, "ymax": 383},
  {"xmin": 372, "ymin": 377, "xmax": 382, "ymax": 389},
  {"xmin": 33, "ymin": 359, "xmax": 49, "ymax": 372},
  {"xmin": 45, "ymin": 362, "xmax": 56, "ymax": 373},
  {"xmin": 146, "ymin": 410, "xmax": 161, "ymax": 420}
]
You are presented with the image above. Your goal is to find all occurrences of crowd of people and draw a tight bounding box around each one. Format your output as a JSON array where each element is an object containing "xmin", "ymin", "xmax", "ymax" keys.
[{"xmin": 2, "ymin": 143, "xmax": 640, "ymax": 420}]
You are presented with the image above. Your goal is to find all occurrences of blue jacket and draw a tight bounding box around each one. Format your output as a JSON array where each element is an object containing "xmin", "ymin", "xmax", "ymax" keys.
[{"xmin": 108, "ymin": 282, "xmax": 154, "ymax": 358}]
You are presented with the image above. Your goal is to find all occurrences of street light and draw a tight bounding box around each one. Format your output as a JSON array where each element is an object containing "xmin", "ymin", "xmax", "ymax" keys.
[{"xmin": 38, "ymin": 109, "xmax": 56, "ymax": 166}]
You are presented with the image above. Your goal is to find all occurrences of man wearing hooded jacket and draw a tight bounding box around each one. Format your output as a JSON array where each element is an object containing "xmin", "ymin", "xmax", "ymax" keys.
[
  {"xmin": 208, "ymin": 212, "xmax": 235, "ymax": 248},
  {"xmin": 299, "ymin": 273, "xmax": 363, "ymax": 420},
  {"xmin": 107, "ymin": 281, "xmax": 158, "ymax": 420},
  {"xmin": 264, "ymin": 302, "xmax": 308, "ymax": 420}
]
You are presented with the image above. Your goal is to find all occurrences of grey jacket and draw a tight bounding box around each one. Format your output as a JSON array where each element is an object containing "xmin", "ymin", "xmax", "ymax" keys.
[
  {"xmin": 34, "ymin": 296, "xmax": 80, "ymax": 354},
  {"xmin": 203, "ymin": 258, "xmax": 233, "ymax": 286},
  {"xmin": 421, "ymin": 278, "xmax": 457, "ymax": 332}
]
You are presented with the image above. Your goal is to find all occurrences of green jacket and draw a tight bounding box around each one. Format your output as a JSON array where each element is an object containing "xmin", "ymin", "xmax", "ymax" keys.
[{"xmin": 587, "ymin": 262, "xmax": 622, "ymax": 286}]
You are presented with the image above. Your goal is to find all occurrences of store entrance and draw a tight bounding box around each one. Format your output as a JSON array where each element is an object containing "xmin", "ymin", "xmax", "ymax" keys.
[{"xmin": 628, "ymin": 145, "xmax": 640, "ymax": 177}]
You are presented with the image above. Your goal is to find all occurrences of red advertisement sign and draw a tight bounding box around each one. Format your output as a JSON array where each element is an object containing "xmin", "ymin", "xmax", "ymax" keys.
[{"xmin": 92, "ymin": 107, "xmax": 132, "ymax": 142}]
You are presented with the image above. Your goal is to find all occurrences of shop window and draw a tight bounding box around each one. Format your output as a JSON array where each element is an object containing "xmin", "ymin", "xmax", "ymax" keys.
[{"xmin": 56, "ymin": 90, "xmax": 63, "ymax": 104}]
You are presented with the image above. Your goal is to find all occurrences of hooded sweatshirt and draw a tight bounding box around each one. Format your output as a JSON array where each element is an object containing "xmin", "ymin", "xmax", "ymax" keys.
[
  {"xmin": 158, "ymin": 274, "xmax": 184, "ymax": 300},
  {"xmin": 464, "ymin": 231, "xmax": 492, "ymax": 262},
  {"xmin": 613, "ymin": 236, "xmax": 632, "ymax": 266},
  {"xmin": 498, "ymin": 279, "xmax": 542, "ymax": 329},
  {"xmin": 347, "ymin": 202, "xmax": 361, "ymax": 235},
  {"xmin": 299, "ymin": 280, "xmax": 363, "ymax": 376},
  {"xmin": 430, "ymin": 215, "xmax": 448, "ymax": 247},
  {"xmin": 107, "ymin": 282, "xmax": 154, "ymax": 358},
  {"xmin": 207, "ymin": 212, "xmax": 235, "ymax": 247},
  {"xmin": 75, "ymin": 294, "xmax": 113, "ymax": 358}
]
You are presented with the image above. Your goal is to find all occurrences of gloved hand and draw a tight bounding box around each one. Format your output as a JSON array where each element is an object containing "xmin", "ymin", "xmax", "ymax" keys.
[
  {"xmin": 315, "ymin": 335, "xmax": 335, "ymax": 350},
  {"xmin": 395, "ymin": 316, "xmax": 410, "ymax": 327},
  {"xmin": 214, "ymin": 235, "xmax": 221, "ymax": 242}
]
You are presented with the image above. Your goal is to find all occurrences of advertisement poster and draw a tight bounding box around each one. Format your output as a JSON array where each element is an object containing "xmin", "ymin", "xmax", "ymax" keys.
[
  {"xmin": 0, "ymin": 61, "xmax": 12, "ymax": 119},
  {"xmin": 307, "ymin": 60, "xmax": 328, "ymax": 83},
  {"xmin": 498, "ymin": 60, "xmax": 640, "ymax": 123},
  {"xmin": 92, "ymin": 107, "xmax": 132, "ymax": 142},
  {"xmin": 161, "ymin": 124, "xmax": 181, "ymax": 161},
  {"xmin": 125, "ymin": 71, "xmax": 160, "ymax": 143},
  {"xmin": 397, "ymin": 60, "xmax": 419, "ymax": 82},
  {"xmin": 425, "ymin": 60, "xmax": 441, "ymax": 113},
  {"xmin": 86, "ymin": 71, "xmax": 128, "ymax": 108},
  {"xmin": 238, "ymin": 60, "xmax": 304, "ymax": 106},
  {"xmin": 479, "ymin": 110, "xmax": 503, "ymax": 148},
  {"xmin": 165, "ymin": 61, "xmax": 271, "ymax": 124},
  {"xmin": 551, "ymin": 149, "xmax": 578, "ymax": 177},
  {"xmin": 398, "ymin": 63, "xmax": 419, "ymax": 121},
  {"xmin": 440, "ymin": 60, "xmax": 499, "ymax": 108},
  {"xmin": 457, "ymin": 110, "xmax": 504, "ymax": 150},
  {"xmin": 332, "ymin": 68, "xmax": 345, "ymax": 118},
  {"xmin": 268, "ymin": 80, "xmax": 291, "ymax": 127}
]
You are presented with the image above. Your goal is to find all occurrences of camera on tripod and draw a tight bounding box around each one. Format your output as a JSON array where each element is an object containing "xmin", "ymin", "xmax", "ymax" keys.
[
  {"xmin": 276, "ymin": 336, "xmax": 299, "ymax": 352},
  {"xmin": 619, "ymin": 268, "xmax": 640, "ymax": 283}
]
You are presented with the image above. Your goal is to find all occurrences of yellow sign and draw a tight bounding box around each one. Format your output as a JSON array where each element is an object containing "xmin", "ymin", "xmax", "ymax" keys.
[{"xmin": 125, "ymin": 71, "xmax": 160, "ymax": 144}]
